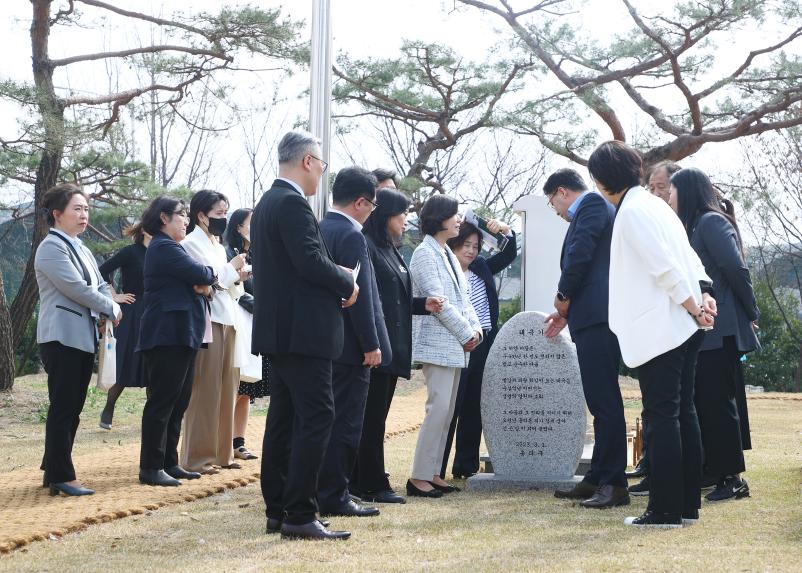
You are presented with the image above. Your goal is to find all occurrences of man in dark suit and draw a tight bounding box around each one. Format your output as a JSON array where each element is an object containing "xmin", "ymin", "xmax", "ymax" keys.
[
  {"xmin": 318, "ymin": 166, "xmax": 392, "ymax": 517},
  {"xmin": 251, "ymin": 130, "xmax": 358, "ymax": 541},
  {"xmin": 543, "ymin": 168, "xmax": 630, "ymax": 509}
]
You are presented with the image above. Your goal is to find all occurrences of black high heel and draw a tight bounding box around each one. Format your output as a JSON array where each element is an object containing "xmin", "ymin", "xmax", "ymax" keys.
[
  {"xmin": 49, "ymin": 482, "xmax": 95, "ymax": 496},
  {"xmin": 406, "ymin": 479, "xmax": 443, "ymax": 498},
  {"xmin": 428, "ymin": 481, "xmax": 461, "ymax": 493}
]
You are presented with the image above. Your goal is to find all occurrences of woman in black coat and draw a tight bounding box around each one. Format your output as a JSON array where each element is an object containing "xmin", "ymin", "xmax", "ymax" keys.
[
  {"xmin": 350, "ymin": 187, "xmax": 443, "ymax": 503},
  {"xmin": 669, "ymin": 167, "xmax": 759, "ymax": 502},
  {"xmin": 441, "ymin": 220, "xmax": 517, "ymax": 479},
  {"xmin": 136, "ymin": 196, "xmax": 217, "ymax": 486},
  {"xmin": 97, "ymin": 223, "xmax": 150, "ymax": 429}
]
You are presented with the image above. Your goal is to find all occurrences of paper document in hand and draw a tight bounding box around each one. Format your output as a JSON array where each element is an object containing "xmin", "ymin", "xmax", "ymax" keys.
[
  {"xmin": 352, "ymin": 261, "xmax": 361, "ymax": 284},
  {"xmin": 463, "ymin": 209, "xmax": 509, "ymax": 252}
]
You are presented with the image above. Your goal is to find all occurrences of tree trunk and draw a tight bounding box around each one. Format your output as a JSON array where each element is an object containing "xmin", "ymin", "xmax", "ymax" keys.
[
  {"xmin": 4, "ymin": 1, "xmax": 66, "ymax": 389},
  {"xmin": 0, "ymin": 273, "xmax": 15, "ymax": 391}
]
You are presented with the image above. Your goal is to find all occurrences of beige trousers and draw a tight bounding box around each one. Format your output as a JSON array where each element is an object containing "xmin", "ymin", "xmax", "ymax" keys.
[
  {"xmin": 180, "ymin": 323, "xmax": 238, "ymax": 472},
  {"xmin": 410, "ymin": 364, "xmax": 462, "ymax": 480}
]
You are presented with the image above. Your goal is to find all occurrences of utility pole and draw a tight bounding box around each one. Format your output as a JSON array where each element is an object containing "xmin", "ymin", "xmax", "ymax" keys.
[{"xmin": 308, "ymin": 0, "xmax": 332, "ymax": 220}]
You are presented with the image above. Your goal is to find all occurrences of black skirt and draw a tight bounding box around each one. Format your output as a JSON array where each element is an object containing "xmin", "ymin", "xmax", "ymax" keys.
[
  {"xmin": 238, "ymin": 356, "xmax": 271, "ymax": 403},
  {"xmin": 114, "ymin": 298, "xmax": 145, "ymax": 387}
]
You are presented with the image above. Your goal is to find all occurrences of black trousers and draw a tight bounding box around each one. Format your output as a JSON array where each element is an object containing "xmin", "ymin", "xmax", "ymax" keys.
[
  {"xmin": 39, "ymin": 342, "xmax": 95, "ymax": 484},
  {"xmin": 441, "ymin": 329, "xmax": 494, "ymax": 478},
  {"xmin": 352, "ymin": 370, "xmax": 398, "ymax": 493},
  {"xmin": 261, "ymin": 353, "xmax": 335, "ymax": 525},
  {"xmin": 695, "ymin": 336, "xmax": 746, "ymax": 478},
  {"xmin": 637, "ymin": 330, "xmax": 704, "ymax": 515},
  {"xmin": 318, "ymin": 362, "xmax": 371, "ymax": 510},
  {"xmin": 572, "ymin": 324, "xmax": 627, "ymax": 487},
  {"xmin": 140, "ymin": 346, "xmax": 197, "ymax": 470}
]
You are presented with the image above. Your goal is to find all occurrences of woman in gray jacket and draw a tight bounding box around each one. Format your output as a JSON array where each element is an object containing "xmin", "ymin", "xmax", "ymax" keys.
[
  {"xmin": 407, "ymin": 195, "xmax": 482, "ymax": 498},
  {"xmin": 35, "ymin": 183, "xmax": 121, "ymax": 496}
]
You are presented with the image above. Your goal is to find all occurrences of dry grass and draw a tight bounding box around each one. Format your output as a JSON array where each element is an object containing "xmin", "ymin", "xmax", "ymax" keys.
[{"xmin": 0, "ymin": 375, "xmax": 800, "ymax": 572}]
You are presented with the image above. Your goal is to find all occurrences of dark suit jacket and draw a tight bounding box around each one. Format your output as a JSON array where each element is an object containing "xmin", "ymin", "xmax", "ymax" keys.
[
  {"xmin": 250, "ymin": 180, "xmax": 354, "ymax": 361},
  {"xmin": 559, "ymin": 192, "xmax": 615, "ymax": 336},
  {"xmin": 467, "ymin": 231, "xmax": 518, "ymax": 333},
  {"xmin": 366, "ymin": 235, "xmax": 429, "ymax": 379},
  {"xmin": 137, "ymin": 231, "xmax": 217, "ymax": 352},
  {"xmin": 320, "ymin": 212, "xmax": 392, "ymax": 367},
  {"xmin": 690, "ymin": 211, "xmax": 759, "ymax": 353}
]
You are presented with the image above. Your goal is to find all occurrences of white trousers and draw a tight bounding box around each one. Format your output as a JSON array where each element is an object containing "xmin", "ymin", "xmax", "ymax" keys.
[{"xmin": 410, "ymin": 364, "xmax": 462, "ymax": 480}]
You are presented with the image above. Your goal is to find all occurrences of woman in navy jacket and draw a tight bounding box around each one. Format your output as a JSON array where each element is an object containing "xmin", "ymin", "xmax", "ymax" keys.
[
  {"xmin": 136, "ymin": 197, "xmax": 217, "ymax": 487},
  {"xmin": 669, "ymin": 167, "xmax": 759, "ymax": 502},
  {"xmin": 441, "ymin": 220, "xmax": 517, "ymax": 479}
]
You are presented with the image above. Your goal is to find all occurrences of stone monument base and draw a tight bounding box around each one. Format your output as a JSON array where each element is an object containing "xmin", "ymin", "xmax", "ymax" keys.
[{"xmin": 465, "ymin": 473, "xmax": 584, "ymax": 492}]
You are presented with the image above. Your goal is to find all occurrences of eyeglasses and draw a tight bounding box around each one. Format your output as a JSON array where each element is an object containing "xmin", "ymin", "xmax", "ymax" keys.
[
  {"xmin": 364, "ymin": 197, "xmax": 378, "ymax": 211},
  {"xmin": 308, "ymin": 154, "xmax": 328, "ymax": 172},
  {"xmin": 547, "ymin": 194, "xmax": 557, "ymax": 211},
  {"xmin": 172, "ymin": 209, "xmax": 187, "ymax": 217}
]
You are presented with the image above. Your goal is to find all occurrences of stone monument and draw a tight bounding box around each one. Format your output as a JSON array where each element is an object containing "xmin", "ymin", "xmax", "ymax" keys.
[{"xmin": 466, "ymin": 311, "xmax": 586, "ymax": 491}]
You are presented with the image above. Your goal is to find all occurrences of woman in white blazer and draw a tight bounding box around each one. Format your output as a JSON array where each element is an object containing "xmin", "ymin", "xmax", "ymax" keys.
[
  {"xmin": 35, "ymin": 183, "xmax": 121, "ymax": 496},
  {"xmin": 180, "ymin": 190, "xmax": 249, "ymax": 473},
  {"xmin": 588, "ymin": 141, "xmax": 715, "ymax": 529},
  {"xmin": 407, "ymin": 195, "xmax": 482, "ymax": 498}
]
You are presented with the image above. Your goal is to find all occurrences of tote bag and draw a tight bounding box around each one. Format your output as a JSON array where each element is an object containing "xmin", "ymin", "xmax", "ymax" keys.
[{"xmin": 96, "ymin": 321, "xmax": 116, "ymax": 392}]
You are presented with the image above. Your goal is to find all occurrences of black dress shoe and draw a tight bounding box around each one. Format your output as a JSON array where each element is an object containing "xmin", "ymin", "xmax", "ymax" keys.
[
  {"xmin": 428, "ymin": 481, "xmax": 460, "ymax": 493},
  {"xmin": 624, "ymin": 510, "xmax": 682, "ymax": 529},
  {"xmin": 554, "ymin": 480, "xmax": 598, "ymax": 499},
  {"xmin": 49, "ymin": 482, "xmax": 95, "ymax": 496},
  {"xmin": 267, "ymin": 518, "xmax": 330, "ymax": 534},
  {"xmin": 165, "ymin": 466, "xmax": 201, "ymax": 480},
  {"xmin": 579, "ymin": 485, "xmax": 631, "ymax": 509},
  {"xmin": 359, "ymin": 489, "xmax": 406, "ymax": 504},
  {"xmin": 452, "ymin": 472, "xmax": 476, "ymax": 479},
  {"xmin": 625, "ymin": 461, "xmax": 648, "ymax": 479},
  {"xmin": 406, "ymin": 479, "xmax": 443, "ymax": 498},
  {"xmin": 280, "ymin": 520, "xmax": 351, "ymax": 541},
  {"xmin": 139, "ymin": 469, "xmax": 181, "ymax": 486},
  {"xmin": 319, "ymin": 498, "xmax": 380, "ymax": 517}
]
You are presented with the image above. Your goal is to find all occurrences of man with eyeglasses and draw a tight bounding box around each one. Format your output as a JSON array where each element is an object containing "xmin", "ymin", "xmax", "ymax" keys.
[
  {"xmin": 542, "ymin": 168, "xmax": 629, "ymax": 510},
  {"xmin": 251, "ymin": 130, "xmax": 359, "ymax": 541},
  {"xmin": 317, "ymin": 166, "xmax": 392, "ymax": 518}
]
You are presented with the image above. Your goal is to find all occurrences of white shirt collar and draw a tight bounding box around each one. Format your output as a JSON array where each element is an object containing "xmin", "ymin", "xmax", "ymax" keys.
[
  {"xmin": 51, "ymin": 227, "xmax": 83, "ymax": 249},
  {"xmin": 329, "ymin": 208, "xmax": 363, "ymax": 231},
  {"xmin": 277, "ymin": 177, "xmax": 305, "ymax": 197}
]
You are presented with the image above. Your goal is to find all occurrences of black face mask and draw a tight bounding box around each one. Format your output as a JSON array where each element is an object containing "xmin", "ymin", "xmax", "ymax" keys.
[{"xmin": 207, "ymin": 216, "xmax": 227, "ymax": 237}]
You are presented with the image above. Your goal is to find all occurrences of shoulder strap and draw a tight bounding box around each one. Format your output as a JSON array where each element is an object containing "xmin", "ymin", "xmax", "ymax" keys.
[{"xmin": 49, "ymin": 231, "xmax": 91, "ymax": 286}]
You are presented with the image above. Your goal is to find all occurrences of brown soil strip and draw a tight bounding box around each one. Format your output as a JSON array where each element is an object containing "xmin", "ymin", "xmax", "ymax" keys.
[{"xmin": 0, "ymin": 387, "xmax": 428, "ymax": 554}]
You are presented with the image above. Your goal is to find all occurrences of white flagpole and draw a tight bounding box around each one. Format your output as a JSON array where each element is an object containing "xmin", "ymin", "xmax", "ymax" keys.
[{"xmin": 309, "ymin": 0, "xmax": 332, "ymax": 220}]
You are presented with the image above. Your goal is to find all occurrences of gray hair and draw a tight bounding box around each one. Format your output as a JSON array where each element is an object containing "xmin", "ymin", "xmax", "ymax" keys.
[{"xmin": 277, "ymin": 130, "xmax": 321, "ymax": 165}]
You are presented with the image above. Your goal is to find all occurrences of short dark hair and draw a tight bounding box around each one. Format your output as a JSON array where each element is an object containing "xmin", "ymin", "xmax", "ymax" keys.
[
  {"xmin": 363, "ymin": 188, "xmax": 411, "ymax": 247},
  {"xmin": 447, "ymin": 221, "xmax": 482, "ymax": 253},
  {"xmin": 224, "ymin": 208, "xmax": 253, "ymax": 253},
  {"xmin": 187, "ymin": 189, "xmax": 228, "ymax": 233},
  {"xmin": 41, "ymin": 183, "xmax": 88, "ymax": 226},
  {"xmin": 372, "ymin": 168, "xmax": 400, "ymax": 189},
  {"xmin": 645, "ymin": 160, "xmax": 681, "ymax": 184},
  {"xmin": 671, "ymin": 167, "xmax": 743, "ymax": 248},
  {"xmin": 587, "ymin": 141, "xmax": 643, "ymax": 194},
  {"xmin": 542, "ymin": 168, "xmax": 588, "ymax": 196},
  {"xmin": 419, "ymin": 194, "xmax": 459, "ymax": 236},
  {"xmin": 140, "ymin": 196, "xmax": 185, "ymax": 236},
  {"xmin": 331, "ymin": 166, "xmax": 378, "ymax": 206}
]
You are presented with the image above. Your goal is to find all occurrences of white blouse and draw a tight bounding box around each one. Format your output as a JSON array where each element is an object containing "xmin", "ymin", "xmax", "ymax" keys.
[{"xmin": 181, "ymin": 226, "xmax": 239, "ymax": 327}]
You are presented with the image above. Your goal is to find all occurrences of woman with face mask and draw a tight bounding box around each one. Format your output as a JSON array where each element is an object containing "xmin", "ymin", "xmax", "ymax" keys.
[
  {"xmin": 224, "ymin": 208, "xmax": 269, "ymax": 461},
  {"xmin": 180, "ymin": 190, "xmax": 250, "ymax": 474}
]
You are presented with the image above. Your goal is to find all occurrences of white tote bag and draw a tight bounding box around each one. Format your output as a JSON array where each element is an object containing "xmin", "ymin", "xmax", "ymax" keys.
[
  {"xmin": 233, "ymin": 304, "xmax": 262, "ymax": 382},
  {"xmin": 96, "ymin": 321, "xmax": 117, "ymax": 392}
]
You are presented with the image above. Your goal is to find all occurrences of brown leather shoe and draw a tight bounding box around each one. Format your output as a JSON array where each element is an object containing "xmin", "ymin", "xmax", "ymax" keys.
[
  {"xmin": 554, "ymin": 480, "xmax": 598, "ymax": 499},
  {"xmin": 580, "ymin": 484, "xmax": 631, "ymax": 508}
]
